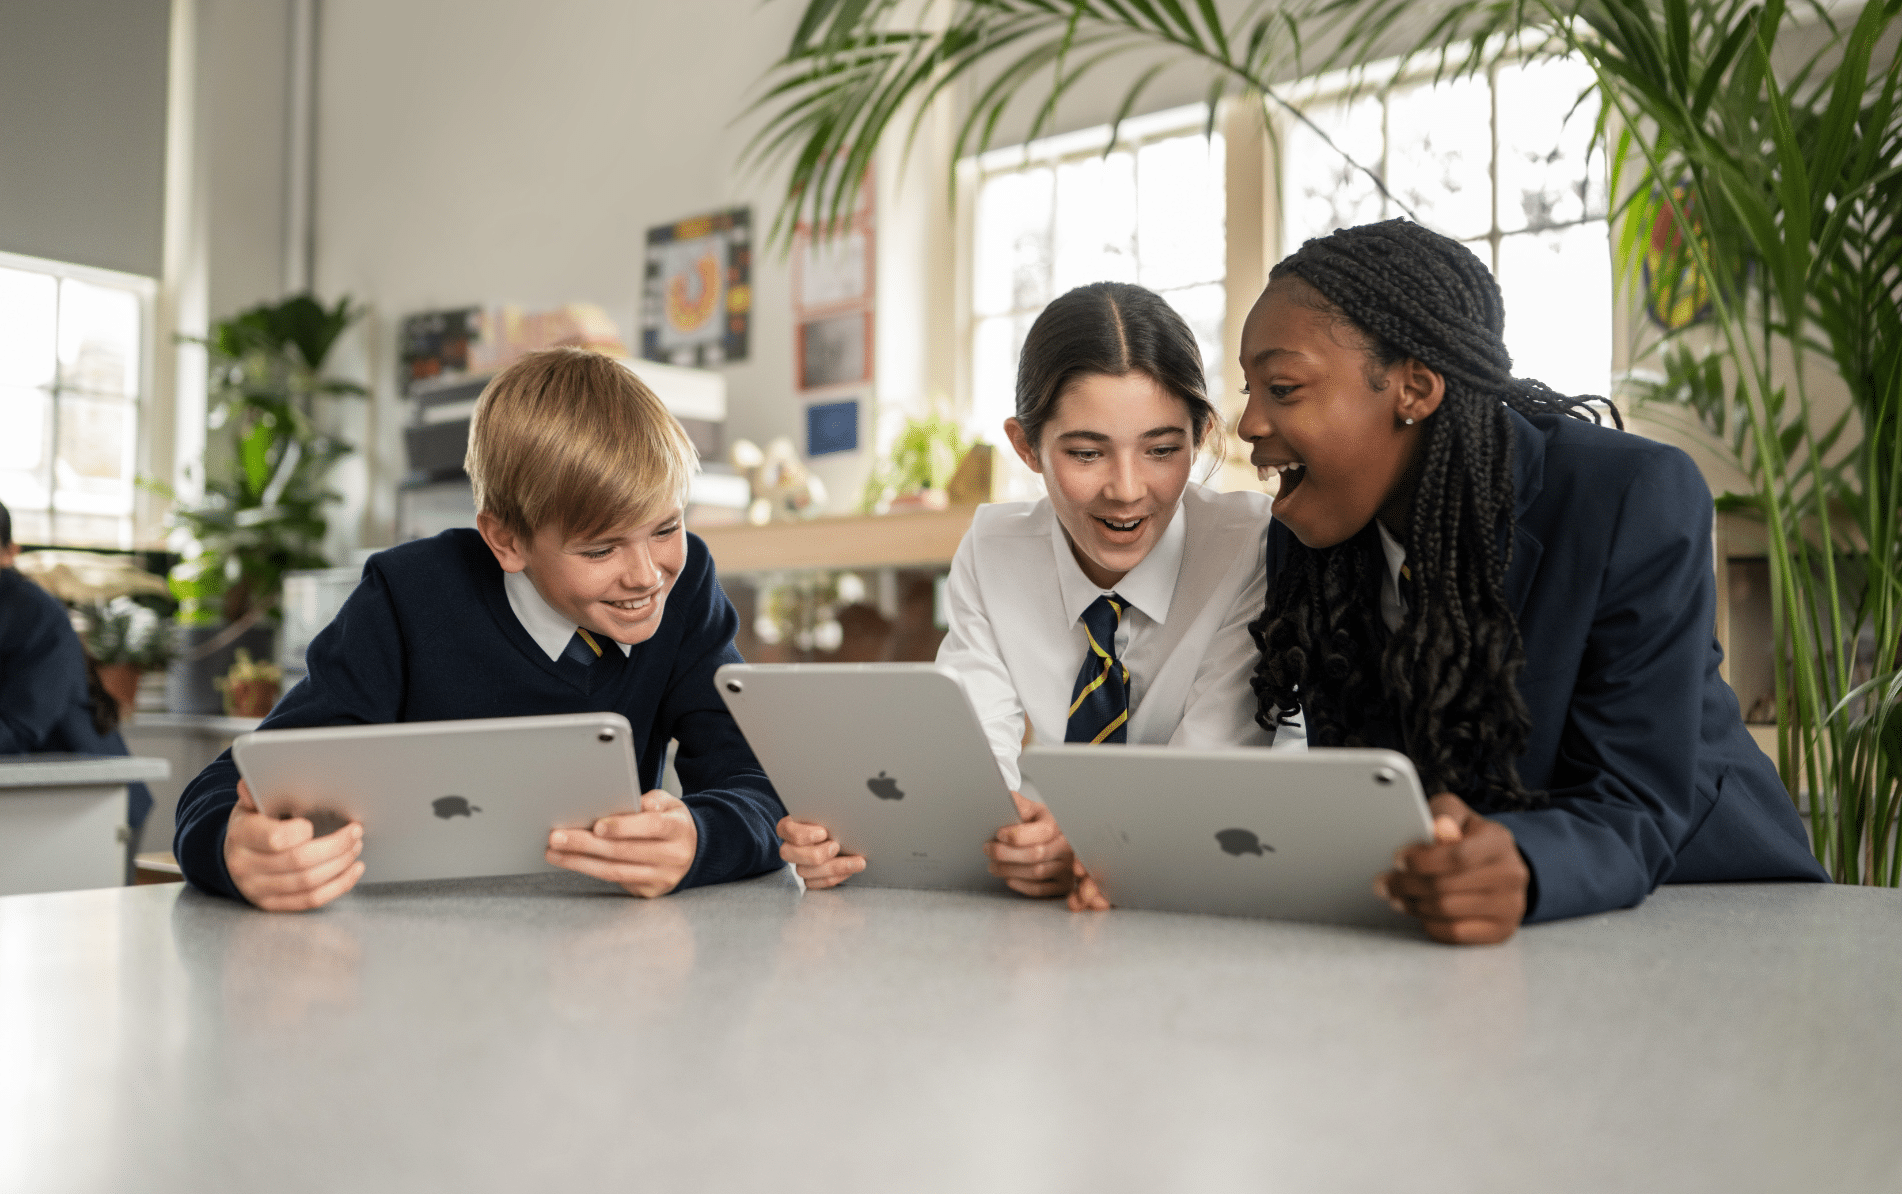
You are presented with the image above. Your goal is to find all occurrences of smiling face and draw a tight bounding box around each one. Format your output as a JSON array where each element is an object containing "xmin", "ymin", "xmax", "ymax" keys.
[
  {"xmin": 477, "ymin": 505, "xmax": 686, "ymax": 646},
  {"xmin": 1005, "ymin": 371, "xmax": 1197, "ymax": 590},
  {"xmin": 1235, "ymin": 280, "xmax": 1444, "ymax": 549}
]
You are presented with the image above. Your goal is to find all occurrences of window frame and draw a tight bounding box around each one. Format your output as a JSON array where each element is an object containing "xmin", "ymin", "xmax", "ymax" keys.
[{"xmin": 0, "ymin": 248, "xmax": 159, "ymax": 550}]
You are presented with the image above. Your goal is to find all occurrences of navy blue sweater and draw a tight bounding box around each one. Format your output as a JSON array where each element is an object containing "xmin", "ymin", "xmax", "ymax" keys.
[
  {"xmin": 0, "ymin": 567, "xmax": 152, "ymax": 827},
  {"xmin": 173, "ymin": 529, "xmax": 785, "ymax": 899}
]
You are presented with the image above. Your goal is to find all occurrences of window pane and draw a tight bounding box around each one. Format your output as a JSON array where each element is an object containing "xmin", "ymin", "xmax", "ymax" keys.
[
  {"xmin": 0, "ymin": 268, "xmax": 57, "ymax": 389},
  {"xmin": 974, "ymin": 167, "xmax": 1054, "ymax": 316},
  {"xmin": 1497, "ymin": 57, "xmax": 1607, "ymax": 231},
  {"xmin": 47, "ymin": 511, "xmax": 128, "ymax": 549},
  {"xmin": 1498, "ymin": 222, "xmax": 1613, "ymax": 399},
  {"xmin": 54, "ymin": 393, "xmax": 135, "ymax": 508},
  {"xmin": 971, "ymin": 313, "xmax": 1029, "ymax": 446},
  {"xmin": 1282, "ymin": 94, "xmax": 1385, "ymax": 252},
  {"xmin": 0, "ymin": 387, "xmax": 52, "ymax": 512},
  {"xmin": 1136, "ymin": 133, "xmax": 1226, "ymax": 291},
  {"xmin": 1387, "ymin": 74, "xmax": 1493, "ymax": 241},
  {"xmin": 58, "ymin": 278, "xmax": 140, "ymax": 398},
  {"xmin": 1053, "ymin": 150, "xmax": 1138, "ymax": 294},
  {"xmin": 1161, "ymin": 283, "xmax": 1226, "ymax": 394}
]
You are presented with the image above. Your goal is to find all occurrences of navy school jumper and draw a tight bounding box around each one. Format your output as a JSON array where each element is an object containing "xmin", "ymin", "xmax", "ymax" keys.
[
  {"xmin": 1265, "ymin": 409, "xmax": 1828, "ymax": 923},
  {"xmin": 172, "ymin": 528, "xmax": 786, "ymax": 900},
  {"xmin": 0, "ymin": 567, "xmax": 153, "ymax": 828}
]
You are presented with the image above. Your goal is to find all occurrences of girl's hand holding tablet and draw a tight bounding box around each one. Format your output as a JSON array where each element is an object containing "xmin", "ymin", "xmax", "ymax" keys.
[
  {"xmin": 983, "ymin": 791, "xmax": 1076, "ymax": 897},
  {"xmin": 1374, "ymin": 794, "xmax": 1528, "ymax": 944},
  {"xmin": 776, "ymin": 816, "xmax": 866, "ymax": 888}
]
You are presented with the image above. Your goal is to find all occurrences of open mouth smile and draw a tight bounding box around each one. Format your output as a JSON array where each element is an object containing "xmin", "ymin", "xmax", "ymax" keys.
[
  {"xmin": 1256, "ymin": 461, "xmax": 1307, "ymax": 498},
  {"xmin": 1093, "ymin": 515, "xmax": 1146, "ymax": 533}
]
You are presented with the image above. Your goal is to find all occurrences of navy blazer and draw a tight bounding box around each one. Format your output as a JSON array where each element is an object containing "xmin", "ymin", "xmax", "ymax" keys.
[{"xmin": 1268, "ymin": 409, "xmax": 1826, "ymax": 923}]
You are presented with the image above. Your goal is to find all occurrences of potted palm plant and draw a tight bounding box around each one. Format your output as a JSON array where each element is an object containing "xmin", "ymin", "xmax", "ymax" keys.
[
  {"xmin": 161, "ymin": 293, "xmax": 365, "ymax": 715},
  {"xmin": 745, "ymin": 0, "xmax": 1902, "ymax": 883}
]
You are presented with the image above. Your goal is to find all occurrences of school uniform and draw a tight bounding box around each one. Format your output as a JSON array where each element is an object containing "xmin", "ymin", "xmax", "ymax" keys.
[
  {"xmin": 0, "ymin": 567, "xmax": 152, "ymax": 830},
  {"xmin": 939, "ymin": 481, "xmax": 1298, "ymax": 792},
  {"xmin": 171, "ymin": 528, "xmax": 785, "ymax": 900},
  {"xmin": 1270, "ymin": 409, "xmax": 1828, "ymax": 924}
]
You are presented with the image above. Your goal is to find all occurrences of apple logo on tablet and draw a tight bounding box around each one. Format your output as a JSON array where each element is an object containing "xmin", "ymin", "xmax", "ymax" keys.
[
  {"xmin": 866, "ymin": 772, "xmax": 904, "ymax": 801},
  {"xmin": 1216, "ymin": 828, "xmax": 1273, "ymax": 856},
  {"xmin": 433, "ymin": 795, "xmax": 482, "ymax": 819}
]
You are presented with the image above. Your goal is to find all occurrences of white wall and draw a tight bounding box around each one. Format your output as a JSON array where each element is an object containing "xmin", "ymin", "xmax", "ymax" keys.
[{"xmin": 310, "ymin": 0, "xmax": 907, "ymax": 549}]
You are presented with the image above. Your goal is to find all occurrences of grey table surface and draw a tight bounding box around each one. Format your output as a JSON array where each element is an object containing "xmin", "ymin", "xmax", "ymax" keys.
[
  {"xmin": 0, "ymin": 752, "xmax": 170, "ymax": 788},
  {"xmin": 2, "ymin": 872, "xmax": 1898, "ymax": 1194}
]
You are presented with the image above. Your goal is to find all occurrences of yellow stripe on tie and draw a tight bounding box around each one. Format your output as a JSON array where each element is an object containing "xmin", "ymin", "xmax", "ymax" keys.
[
  {"xmin": 1068, "ymin": 663, "xmax": 1111, "ymax": 716},
  {"xmin": 1090, "ymin": 710, "xmax": 1129, "ymax": 744},
  {"xmin": 576, "ymin": 628, "xmax": 604, "ymax": 657}
]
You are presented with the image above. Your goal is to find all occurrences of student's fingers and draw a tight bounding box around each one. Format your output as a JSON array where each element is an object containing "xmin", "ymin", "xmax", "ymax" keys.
[
  {"xmin": 546, "ymin": 848, "xmax": 688, "ymax": 898},
  {"xmin": 776, "ymin": 817, "xmax": 833, "ymax": 847},
  {"xmin": 240, "ymin": 837, "xmax": 365, "ymax": 900},
  {"xmin": 985, "ymin": 828, "xmax": 1069, "ymax": 866},
  {"xmin": 779, "ymin": 836, "xmax": 843, "ymax": 867},
  {"xmin": 1397, "ymin": 825, "xmax": 1523, "ymax": 885},
  {"xmin": 251, "ymin": 860, "xmax": 367, "ymax": 913},
  {"xmin": 238, "ymin": 823, "xmax": 364, "ymax": 877},
  {"xmin": 236, "ymin": 779, "xmax": 259, "ymax": 812},
  {"xmin": 589, "ymin": 792, "xmax": 690, "ymax": 841},
  {"xmin": 988, "ymin": 853, "xmax": 1073, "ymax": 884},
  {"xmin": 1008, "ymin": 790, "xmax": 1047, "ymax": 822},
  {"xmin": 1417, "ymin": 911, "xmax": 1521, "ymax": 945},
  {"xmin": 993, "ymin": 814, "xmax": 1062, "ymax": 849},
  {"xmin": 796, "ymin": 854, "xmax": 867, "ymax": 889},
  {"xmin": 1004, "ymin": 873, "xmax": 1073, "ymax": 899},
  {"xmin": 1427, "ymin": 792, "xmax": 1484, "ymax": 832},
  {"xmin": 1067, "ymin": 862, "xmax": 1110, "ymax": 912}
]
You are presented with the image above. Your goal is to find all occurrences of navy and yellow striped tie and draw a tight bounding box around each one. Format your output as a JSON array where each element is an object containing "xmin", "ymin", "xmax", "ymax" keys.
[{"xmin": 1066, "ymin": 593, "xmax": 1129, "ymax": 745}]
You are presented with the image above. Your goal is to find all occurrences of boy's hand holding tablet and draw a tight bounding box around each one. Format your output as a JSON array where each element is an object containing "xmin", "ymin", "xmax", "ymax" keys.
[
  {"xmin": 981, "ymin": 791, "xmax": 1076, "ymax": 898},
  {"xmin": 224, "ymin": 780, "xmax": 365, "ymax": 912},
  {"xmin": 547, "ymin": 790, "xmax": 699, "ymax": 898}
]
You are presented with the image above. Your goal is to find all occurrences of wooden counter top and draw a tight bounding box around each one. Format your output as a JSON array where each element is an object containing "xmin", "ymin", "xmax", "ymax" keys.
[{"xmin": 694, "ymin": 506, "xmax": 977, "ymax": 574}]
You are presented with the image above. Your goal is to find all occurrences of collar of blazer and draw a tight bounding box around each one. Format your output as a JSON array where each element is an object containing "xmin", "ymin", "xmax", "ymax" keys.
[{"xmin": 1504, "ymin": 407, "xmax": 1548, "ymax": 620}]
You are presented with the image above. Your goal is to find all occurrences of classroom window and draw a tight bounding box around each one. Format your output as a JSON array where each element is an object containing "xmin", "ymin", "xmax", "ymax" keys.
[
  {"xmin": 968, "ymin": 104, "xmax": 1227, "ymax": 455},
  {"xmin": 0, "ymin": 254, "xmax": 152, "ymax": 549},
  {"xmin": 1282, "ymin": 56, "xmax": 1612, "ymax": 399}
]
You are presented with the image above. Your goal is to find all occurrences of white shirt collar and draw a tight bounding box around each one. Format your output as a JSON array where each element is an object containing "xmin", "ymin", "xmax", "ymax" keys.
[
  {"xmin": 1375, "ymin": 521, "xmax": 1407, "ymax": 634},
  {"xmin": 1049, "ymin": 496, "xmax": 1187, "ymax": 627},
  {"xmin": 503, "ymin": 568, "xmax": 634, "ymax": 660}
]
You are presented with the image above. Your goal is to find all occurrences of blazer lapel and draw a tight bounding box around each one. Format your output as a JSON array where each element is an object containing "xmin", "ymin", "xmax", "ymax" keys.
[{"xmin": 1504, "ymin": 409, "xmax": 1547, "ymax": 619}]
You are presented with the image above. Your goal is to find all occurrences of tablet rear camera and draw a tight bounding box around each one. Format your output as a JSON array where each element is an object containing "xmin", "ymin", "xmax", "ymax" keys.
[
  {"xmin": 1374, "ymin": 768, "xmax": 1396, "ymax": 786},
  {"xmin": 724, "ymin": 680, "xmax": 742, "ymax": 694},
  {"xmin": 597, "ymin": 728, "xmax": 616, "ymax": 743}
]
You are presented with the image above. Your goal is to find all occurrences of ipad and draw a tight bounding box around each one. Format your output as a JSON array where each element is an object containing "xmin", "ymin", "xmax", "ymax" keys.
[
  {"xmin": 231, "ymin": 713, "xmax": 644, "ymax": 884},
  {"xmin": 1020, "ymin": 745, "xmax": 1434, "ymax": 928},
  {"xmin": 715, "ymin": 663, "xmax": 1016, "ymax": 891}
]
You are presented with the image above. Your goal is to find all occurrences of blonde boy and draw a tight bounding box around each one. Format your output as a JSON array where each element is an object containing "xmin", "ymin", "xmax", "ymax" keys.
[{"xmin": 173, "ymin": 349, "xmax": 785, "ymax": 909}]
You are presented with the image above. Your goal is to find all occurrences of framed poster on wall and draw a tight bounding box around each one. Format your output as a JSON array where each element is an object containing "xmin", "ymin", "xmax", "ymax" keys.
[
  {"xmin": 792, "ymin": 179, "xmax": 873, "ymax": 392},
  {"xmin": 642, "ymin": 207, "xmax": 751, "ymax": 366}
]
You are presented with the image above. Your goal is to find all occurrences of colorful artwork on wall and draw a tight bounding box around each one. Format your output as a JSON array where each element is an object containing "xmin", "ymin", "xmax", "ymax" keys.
[
  {"xmin": 793, "ymin": 178, "xmax": 873, "ymax": 394},
  {"xmin": 643, "ymin": 207, "xmax": 752, "ymax": 366}
]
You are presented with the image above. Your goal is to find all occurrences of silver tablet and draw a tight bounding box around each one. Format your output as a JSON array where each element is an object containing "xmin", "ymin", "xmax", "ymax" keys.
[
  {"xmin": 232, "ymin": 713, "xmax": 643, "ymax": 884},
  {"xmin": 1021, "ymin": 745, "xmax": 1434, "ymax": 927},
  {"xmin": 714, "ymin": 663, "xmax": 1015, "ymax": 891}
]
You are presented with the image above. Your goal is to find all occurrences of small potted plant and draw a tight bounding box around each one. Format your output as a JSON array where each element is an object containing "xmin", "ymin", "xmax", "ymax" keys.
[
  {"xmin": 214, "ymin": 649, "xmax": 282, "ymax": 719},
  {"xmin": 80, "ymin": 596, "xmax": 177, "ymax": 717}
]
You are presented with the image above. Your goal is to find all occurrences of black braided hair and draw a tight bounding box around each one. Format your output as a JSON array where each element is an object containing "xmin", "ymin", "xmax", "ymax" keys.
[{"xmin": 1248, "ymin": 219, "xmax": 1618, "ymax": 810}]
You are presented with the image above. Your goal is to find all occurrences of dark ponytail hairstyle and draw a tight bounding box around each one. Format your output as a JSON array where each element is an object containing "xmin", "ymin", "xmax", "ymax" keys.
[
  {"xmin": 1015, "ymin": 282, "xmax": 1220, "ymax": 454},
  {"xmin": 1248, "ymin": 219, "xmax": 1617, "ymax": 810}
]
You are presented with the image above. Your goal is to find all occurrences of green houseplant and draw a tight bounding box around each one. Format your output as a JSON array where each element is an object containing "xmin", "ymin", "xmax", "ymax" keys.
[
  {"xmin": 747, "ymin": 0, "xmax": 1902, "ymax": 883},
  {"xmin": 161, "ymin": 293, "xmax": 365, "ymax": 713}
]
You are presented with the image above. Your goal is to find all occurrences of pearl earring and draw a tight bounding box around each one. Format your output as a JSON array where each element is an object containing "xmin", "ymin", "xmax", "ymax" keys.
[{"xmin": 1403, "ymin": 416, "xmax": 1416, "ymax": 426}]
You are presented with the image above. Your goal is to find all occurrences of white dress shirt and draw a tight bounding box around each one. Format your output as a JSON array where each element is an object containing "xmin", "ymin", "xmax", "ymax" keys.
[
  {"xmin": 1375, "ymin": 522, "xmax": 1408, "ymax": 634},
  {"xmin": 503, "ymin": 569, "xmax": 634, "ymax": 660},
  {"xmin": 937, "ymin": 481, "xmax": 1304, "ymax": 791}
]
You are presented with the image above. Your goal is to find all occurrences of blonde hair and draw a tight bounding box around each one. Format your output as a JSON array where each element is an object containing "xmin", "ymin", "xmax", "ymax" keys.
[{"xmin": 466, "ymin": 348, "xmax": 698, "ymax": 544}]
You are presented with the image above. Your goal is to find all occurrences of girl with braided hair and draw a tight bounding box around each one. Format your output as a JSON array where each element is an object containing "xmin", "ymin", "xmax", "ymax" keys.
[{"xmin": 1180, "ymin": 218, "xmax": 1822, "ymax": 943}]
